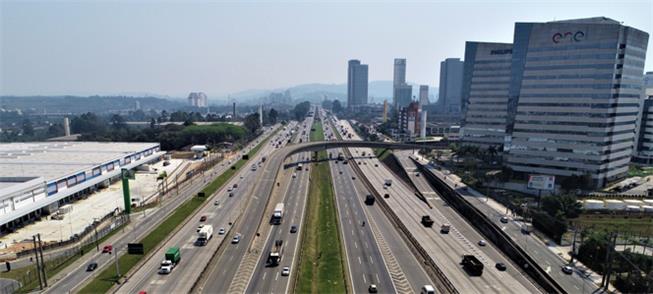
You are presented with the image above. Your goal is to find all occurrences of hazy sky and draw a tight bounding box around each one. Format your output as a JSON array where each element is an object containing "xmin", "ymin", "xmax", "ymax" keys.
[{"xmin": 1, "ymin": 0, "xmax": 652, "ymax": 97}]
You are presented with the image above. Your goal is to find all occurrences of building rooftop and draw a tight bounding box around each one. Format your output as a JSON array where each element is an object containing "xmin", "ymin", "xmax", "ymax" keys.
[
  {"xmin": 548, "ymin": 17, "xmax": 621, "ymax": 25},
  {"xmin": 0, "ymin": 142, "xmax": 159, "ymax": 184}
]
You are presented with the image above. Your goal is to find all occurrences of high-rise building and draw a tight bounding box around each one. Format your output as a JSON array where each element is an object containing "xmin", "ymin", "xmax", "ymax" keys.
[
  {"xmin": 347, "ymin": 60, "xmax": 369, "ymax": 109},
  {"xmin": 438, "ymin": 58, "xmax": 464, "ymax": 113},
  {"xmin": 633, "ymin": 72, "xmax": 653, "ymax": 164},
  {"xmin": 393, "ymin": 58, "xmax": 407, "ymax": 108},
  {"xmin": 383, "ymin": 100, "xmax": 389, "ymax": 123},
  {"xmin": 188, "ymin": 92, "xmax": 208, "ymax": 107},
  {"xmin": 461, "ymin": 42, "xmax": 513, "ymax": 148},
  {"xmin": 645, "ymin": 71, "xmax": 653, "ymax": 96},
  {"xmin": 420, "ymin": 110, "xmax": 428, "ymax": 138},
  {"xmin": 504, "ymin": 17, "xmax": 649, "ymax": 187},
  {"xmin": 397, "ymin": 101, "xmax": 422, "ymax": 140},
  {"xmin": 395, "ymin": 84, "xmax": 413, "ymax": 109},
  {"xmin": 419, "ymin": 85, "xmax": 429, "ymax": 107}
]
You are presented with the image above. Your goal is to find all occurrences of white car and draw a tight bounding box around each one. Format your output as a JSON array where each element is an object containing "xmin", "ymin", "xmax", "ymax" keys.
[
  {"xmin": 292, "ymin": 173, "xmax": 297, "ymax": 178},
  {"xmin": 281, "ymin": 266, "xmax": 290, "ymax": 276},
  {"xmin": 562, "ymin": 265, "xmax": 574, "ymax": 274},
  {"xmin": 478, "ymin": 240, "xmax": 487, "ymax": 246},
  {"xmin": 159, "ymin": 265, "xmax": 172, "ymax": 274},
  {"xmin": 232, "ymin": 234, "xmax": 241, "ymax": 244},
  {"xmin": 218, "ymin": 227, "xmax": 226, "ymax": 235}
]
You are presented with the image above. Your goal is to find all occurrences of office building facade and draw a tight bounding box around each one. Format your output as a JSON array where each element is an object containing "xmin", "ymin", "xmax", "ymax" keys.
[
  {"xmin": 393, "ymin": 58, "xmax": 407, "ymax": 109},
  {"xmin": 419, "ymin": 85, "xmax": 430, "ymax": 106},
  {"xmin": 347, "ymin": 60, "xmax": 369, "ymax": 109},
  {"xmin": 461, "ymin": 42, "xmax": 514, "ymax": 148},
  {"xmin": 634, "ymin": 72, "xmax": 653, "ymax": 164},
  {"xmin": 505, "ymin": 17, "xmax": 649, "ymax": 187},
  {"xmin": 395, "ymin": 84, "xmax": 413, "ymax": 109},
  {"xmin": 438, "ymin": 58, "xmax": 465, "ymax": 113},
  {"xmin": 188, "ymin": 92, "xmax": 208, "ymax": 107}
]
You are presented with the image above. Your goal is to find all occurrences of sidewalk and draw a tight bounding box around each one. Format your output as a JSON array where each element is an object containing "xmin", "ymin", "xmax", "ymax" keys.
[{"xmin": 411, "ymin": 153, "xmax": 617, "ymax": 292}]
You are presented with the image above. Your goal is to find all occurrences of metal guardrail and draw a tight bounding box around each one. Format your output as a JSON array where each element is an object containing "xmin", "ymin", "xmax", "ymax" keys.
[{"xmin": 415, "ymin": 160, "xmax": 566, "ymax": 294}]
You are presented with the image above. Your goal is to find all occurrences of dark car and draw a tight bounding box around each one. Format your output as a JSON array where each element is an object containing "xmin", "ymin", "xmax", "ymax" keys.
[
  {"xmin": 102, "ymin": 245, "xmax": 112, "ymax": 254},
  {"xmin": 86, "ymin": 262, "xmax": 98, "ymax": 271},
  {"xmin": 495, "ymin": 262, "xmax": 507, "ymax": 271},
  {"xmin": 200, "ymin": 215, "xmax": 207, "ymax": 222},
  {"xmin": 290, "ymin": 225, "xmax": 298, "ymax": 233}
]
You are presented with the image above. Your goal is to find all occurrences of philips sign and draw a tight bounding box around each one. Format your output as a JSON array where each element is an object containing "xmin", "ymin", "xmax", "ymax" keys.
[{"xmin": 552, "ymin": 31, "xmax": 585, "ymax": 43}]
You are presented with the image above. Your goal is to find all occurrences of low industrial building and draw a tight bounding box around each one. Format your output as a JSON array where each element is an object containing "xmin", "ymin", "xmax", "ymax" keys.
[{"xmin": 0, "ymin": 142, "xmax": 162, "ymax": 233}]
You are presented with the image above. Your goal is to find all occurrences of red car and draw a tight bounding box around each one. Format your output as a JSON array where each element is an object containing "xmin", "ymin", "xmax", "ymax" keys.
[
  {"xmin": 200, "ymin": 215, "xmax": 207, "ymax": 222},
  {"xmin": 102, "ymin": 245, "xmax": 113, "ymax": 254}
]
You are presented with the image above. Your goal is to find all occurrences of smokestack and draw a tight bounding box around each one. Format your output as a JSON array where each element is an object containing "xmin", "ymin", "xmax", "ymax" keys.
[
  {"xmin": 259, "ymin": 105, "xmax": 263, "ymax": 125},
  {"xmin": 420, "ymin": 110, "xmax": 427, "ymax": 139},
  {"xmin": 232, "ymin": 102, "xmax": 236, "ymax": 120},
  {"xmin": 63, "ymin": 117, "xmax": 71, "ymax": 136}
]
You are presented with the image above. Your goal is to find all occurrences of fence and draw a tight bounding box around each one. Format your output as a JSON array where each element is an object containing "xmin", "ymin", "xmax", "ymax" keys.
[{"xmin": 1, "ymin": 215, "xmax": 128, "ymax": 294}]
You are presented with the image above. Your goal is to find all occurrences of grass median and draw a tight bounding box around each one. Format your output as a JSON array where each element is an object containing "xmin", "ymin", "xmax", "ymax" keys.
[
  {"xmin": 79, "ymin": 129, "xmax": 277, "ymax": 293},
  {"xmin": 296, "ymin": 120, "xmax": 346, "ymax": 293}
]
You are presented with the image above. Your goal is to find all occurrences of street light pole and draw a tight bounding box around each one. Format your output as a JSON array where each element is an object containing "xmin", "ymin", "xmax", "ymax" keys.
[{"xmin": 94, "ymin": 218, "xmax": 99, "ymax": 252}]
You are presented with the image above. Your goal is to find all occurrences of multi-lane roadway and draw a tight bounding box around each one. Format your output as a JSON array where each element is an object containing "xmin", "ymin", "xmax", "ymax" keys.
[
  {"xmin": 334, "ymin": 118, "xmax": 541, "ymax": 293},
  {"xmin": 43, "ymin": 125, "xmax": 281, "ymax": 294}
]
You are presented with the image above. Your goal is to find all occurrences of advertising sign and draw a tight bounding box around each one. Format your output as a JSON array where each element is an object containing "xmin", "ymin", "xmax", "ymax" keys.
[{"xmin": 528, "ymin": 175, "xmax": 555, "ymax": 191}]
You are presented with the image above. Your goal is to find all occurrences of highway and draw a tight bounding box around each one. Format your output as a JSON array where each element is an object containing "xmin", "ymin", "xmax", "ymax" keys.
[
  {"xmin": 44, "ymin": 125, "xmax": 281, "ymax": 294},
  {"xmin": 114, "ymin": 123, "xmax": 296, "ymax": 294},
  {"xmin": 196, "ymin": 115, "xmax": 314, "ymax": 293},
  {"xmin": 335, "ymin": 119, "xmax": 541, "ymax": 294},
  {"xmin": 411, "ymin": 152, "xmax": 599, "ymax": 294},
  {"xmin": 245, "ymin": 117, "xmax": 313, "ymax": 293},
  {"xmin": 323, "ymin": 119, "xmax": 434, "ymax": 294}
]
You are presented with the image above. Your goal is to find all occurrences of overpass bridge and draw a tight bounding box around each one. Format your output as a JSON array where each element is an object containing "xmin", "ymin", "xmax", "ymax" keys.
[
  {"xmin": 224, "ymin": 140, "xmax": 448, "ymax": 291},
  {"xmin": 282, "ymin": 140, "xmax": 445, "ymax": 157}
]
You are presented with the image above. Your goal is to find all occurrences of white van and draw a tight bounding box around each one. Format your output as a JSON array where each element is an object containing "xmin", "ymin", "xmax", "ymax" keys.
[{"xmin": 421, "ymin": 285, "xmax": 435, "ymax": 294}]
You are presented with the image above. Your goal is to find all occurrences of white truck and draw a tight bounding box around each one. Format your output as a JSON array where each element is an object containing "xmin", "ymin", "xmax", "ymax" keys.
[
  {"xmin": 272, "ymin": 203, "xmax": 284, "ymax": 225},
  {"xmin": 197, "ymin": 225, "xmax": 213, "ymax": 246}
]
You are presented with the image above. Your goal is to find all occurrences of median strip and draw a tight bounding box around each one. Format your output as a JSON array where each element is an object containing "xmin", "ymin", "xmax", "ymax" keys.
[
  {"xmin": 78, "ymin": 128, "xmax": 278, "ymax": 293},
  {"xmin": 295, "ymin": 120, "xmax": 347, "ymax": 293}
]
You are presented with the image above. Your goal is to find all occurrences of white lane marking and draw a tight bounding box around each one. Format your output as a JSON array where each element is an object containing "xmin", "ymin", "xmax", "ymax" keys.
[
  {"xmin": 275, "ymin": 272, "xmax": 279, "ymax": 281},
  {"xmin": 358, "ymin": 256, "xmax": 362, "ymax": 264},
  {"xmin": 370, "ymin": 256, "xmax": 374, "ymax": 265},
  {"xmin": 354, "ymin": 242, "xmax": 358, "ymax": 249},
  {"xmin": 363, "ymin": 275, "xmax": 367, "ymax": 283}
]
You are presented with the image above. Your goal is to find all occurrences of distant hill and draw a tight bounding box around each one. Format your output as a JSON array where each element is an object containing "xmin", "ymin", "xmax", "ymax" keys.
[
  {"xmin": 0, "ymin": 95, "xmax": 184, "ymax": 114},
  {"xmin": 225, "ymin": 81, "xmax": 438, "ymax": 105}
]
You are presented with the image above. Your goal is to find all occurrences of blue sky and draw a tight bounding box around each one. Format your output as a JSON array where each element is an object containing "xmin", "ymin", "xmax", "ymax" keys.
[{"xmin": 1, "ymin": 0, "xmax": 652, "ymax": 97}]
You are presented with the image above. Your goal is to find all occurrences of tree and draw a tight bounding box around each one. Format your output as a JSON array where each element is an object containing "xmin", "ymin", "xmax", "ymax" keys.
[
  {"xmin": 268, "ymin": 108, "xmax": 278, "ymax": 125},
  {"xmin": 47, "ymin": 123, "xmax": 64, "ymax": 137},
  {"xmin": 150, "ymin": 117, "xmax": 156, "ymax": 128},
  {"xmin": 110, "ymin": 114, "xmax": 126, "ymax": 130},
  {"xmin": 21, "ymin": 118, "xmax": 34, "ymax": 136},
  {"xmin": 243, "ymin": 113, "xmax": 261, "ymax": 134},
  {"xmin": 332, "ymin": 100, "xmax": 343, "ymax": 113},
  {"xmin": 292, "ymin": 101, "xmax": 311, "ymax": 120},
  {"xmin": 541, "ymin": 194, "xmax": 582, "ymax": 219}
]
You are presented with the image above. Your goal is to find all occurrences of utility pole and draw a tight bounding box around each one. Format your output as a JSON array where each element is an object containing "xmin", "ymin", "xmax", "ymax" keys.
[
  {"xmin": 32, "ymin": 236, "xmax": 43, "ymax": 290},
  {"xmin": 94, "ymin": 218, "xmax": 100, "ymax": 252},
  {"xmin": 37, "ymin": 234, "xmax": 47, "ymax": 287}
]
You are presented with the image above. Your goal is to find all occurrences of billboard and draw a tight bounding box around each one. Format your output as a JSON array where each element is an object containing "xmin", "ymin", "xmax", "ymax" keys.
[{"xmin": 528, "ymin": 175, "xmax": 555, "ymax": 191}]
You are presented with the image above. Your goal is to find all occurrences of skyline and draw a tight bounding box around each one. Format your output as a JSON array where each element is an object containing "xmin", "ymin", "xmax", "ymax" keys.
[{"xmin": 1, "ymin": 0, "xmax": 652, "ymax": 97}]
